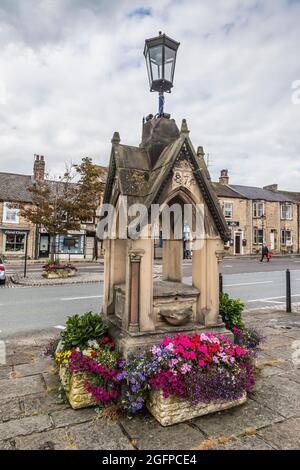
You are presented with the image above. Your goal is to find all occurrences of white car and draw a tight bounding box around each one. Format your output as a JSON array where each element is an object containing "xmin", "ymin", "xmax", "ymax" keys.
[{"xmin": 0, "ymin": 257, "xmax": 6, "ymax": 285}]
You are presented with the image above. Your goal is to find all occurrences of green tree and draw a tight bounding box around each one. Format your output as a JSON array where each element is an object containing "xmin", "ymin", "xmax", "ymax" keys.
[{"xmin": 19, "ymin": 157, "xmax": 106, "ymax": 261}]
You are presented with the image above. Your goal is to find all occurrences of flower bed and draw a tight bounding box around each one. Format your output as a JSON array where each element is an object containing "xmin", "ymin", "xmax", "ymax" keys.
[
  {"xmin": 47, "ymin": 311, "xmax": 259, "ymax": 424},
  {"xmin": 42, "ymin": 261, "xmax": 77, "ymax": 279}
]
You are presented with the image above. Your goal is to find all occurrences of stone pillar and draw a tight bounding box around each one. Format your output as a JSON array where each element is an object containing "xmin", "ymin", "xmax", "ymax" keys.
[
  {"xmin": 103, "ymin": 238, "xmax": 127, "ymax": 316},
  {"xmin": 192, "ymin": 240, "xmax": 207, "ymax": 324},
  {"xmin": 162, "ymin": 239, "xmax": 182, "ymax": 282},
  {"xmin": 204, "ymin": 239, "xmax": 220, "ymax": 326},
  {"xmin": 128, "ymin": 251, "xmax": 142, "ymax": 332}
]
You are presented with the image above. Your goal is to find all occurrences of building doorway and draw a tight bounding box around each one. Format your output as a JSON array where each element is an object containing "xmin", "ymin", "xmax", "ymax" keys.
[{"xmin": 39, "ymin": 234, "xmax": 50, "ymax": 257}]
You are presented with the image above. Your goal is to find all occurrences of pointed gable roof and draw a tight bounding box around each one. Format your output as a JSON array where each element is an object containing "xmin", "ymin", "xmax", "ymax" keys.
[{"xmin": 103, "ymin": 118, "xmax": 230, "ymax": 242}]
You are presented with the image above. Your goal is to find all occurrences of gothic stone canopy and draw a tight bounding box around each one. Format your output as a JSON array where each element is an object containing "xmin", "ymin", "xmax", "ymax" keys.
[{"xmin": 103, "ymin": 116, "xmax": 229, "ymax": 242}]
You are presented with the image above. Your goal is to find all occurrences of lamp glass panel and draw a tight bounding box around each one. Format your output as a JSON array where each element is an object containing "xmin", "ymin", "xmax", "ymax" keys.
[
  {"xmin": 149, "ymin": 45, "xmax": 163, "ymax": 80},
  {"xmin": 164, "ymin": 46, "xmax": 176, "ymax": 83}
]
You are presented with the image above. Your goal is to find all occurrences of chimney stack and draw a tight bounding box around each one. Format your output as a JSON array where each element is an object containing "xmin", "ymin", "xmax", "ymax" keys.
[
  {"xmin": 219, "ymin": 169, "xmax": 229, "ymax": 185},
  {"xmin": 33, "ymin": 154, "xmax": 45, "ymax": 182}
]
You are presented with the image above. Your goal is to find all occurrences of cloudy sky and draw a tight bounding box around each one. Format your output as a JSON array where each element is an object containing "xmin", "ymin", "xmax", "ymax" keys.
[{"xmin": 0, "ymin": 0, "xmax": 299, "ymax": 189}]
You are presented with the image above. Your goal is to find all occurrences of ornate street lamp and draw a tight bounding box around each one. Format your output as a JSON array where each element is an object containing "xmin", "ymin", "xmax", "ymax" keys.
[{"xmin": 144, "ymin": 32, "xmax": 180, "ymax": 116}]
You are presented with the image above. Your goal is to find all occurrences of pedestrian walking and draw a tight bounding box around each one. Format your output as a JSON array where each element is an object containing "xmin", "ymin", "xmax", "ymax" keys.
[{"xmin": 260, "ymin": 244, "xmax": 270, "ymax": 262}]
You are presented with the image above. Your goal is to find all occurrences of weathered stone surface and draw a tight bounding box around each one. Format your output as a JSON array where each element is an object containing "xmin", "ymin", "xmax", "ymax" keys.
[
  {"xmin": 0, "ymin": 375, "xmax": 45, "ymax": 399},
  {"xmin": 120, "ymin": 412, "xmax": 206, "ymax": 450},
  {"xmin": 42, "ymin": 371, "xmax": 60, "ymax": 391},
  {"xmin": 13, "ymin": 359, "xmax": 53, "ymax": 378},
  {"xmin": 0, "ymin": 366, "xmax": 13, "ymax": 379},
  {"xmin": 0, "ymin": 440, "xmax": 15, "ymax": 450},
  {"xmin": 0, "ymin": 398, "xmax": 23, "ymax": 422},
  {"xmin": 14, "ymin": 428, "xmax": 70, "ymax": 450},
  {"xmin": 51, "ymin": 408, "xmax": 95, "ymax": 428},
  {"xmin": 69, "ymin": 420, "xmax": 134, "ymax": 450},
  {"xmin": 59, "ymin": 367, "xmax": 96, "ymax": 409},
  {"xmin": 251, "ymin": 376, "xmax": 300, "ymax": 418},
  {"xmin": 192, "ymin": 397, "xmax": 283, "ymax": 437},
  {"xmin": 215, "ymin": 435, "xmax": 275, "ymax": 450},
  {"xmin": 0, "ymin": 415, "xmax": 52, "ymax": 440},
  {"xmin": 258, "ymin": 417, "xmax": 300, "ymax": 450},
  {"xmin": 147, "ymin": 390, "xmax": 246, "ymax": 426}
]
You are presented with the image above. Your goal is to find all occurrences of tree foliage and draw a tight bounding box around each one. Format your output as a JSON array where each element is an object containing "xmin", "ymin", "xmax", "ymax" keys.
[{"xmin": 18, "ymin": 157, "xmax": 106, "ymax": 258}]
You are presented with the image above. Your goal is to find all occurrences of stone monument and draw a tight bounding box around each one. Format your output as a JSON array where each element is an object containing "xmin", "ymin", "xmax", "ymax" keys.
[{"xmin": 97, "ymin": 115, "xmax": 230, "ymax": 354}]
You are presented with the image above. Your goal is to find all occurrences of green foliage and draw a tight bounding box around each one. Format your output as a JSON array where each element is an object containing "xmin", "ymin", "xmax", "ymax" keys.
[
  {"xmin": 219, "ymin": 292, "xmax": 245, "ymax": 332},
  {"xmin": 60, "ymin": 311, "xmax": 107, "ymax": 351}
]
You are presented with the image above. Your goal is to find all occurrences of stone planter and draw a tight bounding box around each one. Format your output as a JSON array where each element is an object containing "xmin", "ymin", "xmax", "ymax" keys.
[
  {"xmin": 43, "ymin": 269, "xmax": 77, "ymax": 279},
  {"xmin": 147, "ymin": 390, "xmax": 247, "ymax": 426},
  {"xmin": 59, "ymin": 365, "xmax": 96, "ymax": 409}
]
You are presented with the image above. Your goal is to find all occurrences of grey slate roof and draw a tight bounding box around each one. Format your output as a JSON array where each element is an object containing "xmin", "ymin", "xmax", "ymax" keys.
[
  {"xmin": 0, "ymin": 173, "xmax": 33, "ymax": 203},
  {"xmin": 212, "ymin": 182, "xmax": 246, "ymax": 199},
  {"xmin": 230, "ymin": 185, "xmax": 294, "ymax": 202}
]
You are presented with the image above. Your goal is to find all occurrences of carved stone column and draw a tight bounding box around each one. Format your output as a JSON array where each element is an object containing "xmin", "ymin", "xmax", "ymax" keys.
[{"xmin": 128, "ymin": 250, "xmax": 143, "ymax": 332}]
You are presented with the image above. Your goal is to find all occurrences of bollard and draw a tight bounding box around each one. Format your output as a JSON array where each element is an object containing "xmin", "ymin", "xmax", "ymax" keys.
[
  {"xmin": 286, "ymin": 269, "xmax": 292, "ymax": 313},
  {"xmin": 219, "ymin": 273, "xmax": 223, "ymax": 295}
]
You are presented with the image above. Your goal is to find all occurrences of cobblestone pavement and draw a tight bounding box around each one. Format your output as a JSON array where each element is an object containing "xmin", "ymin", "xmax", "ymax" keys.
[{"xmin": 0, "ymin": 308, "xmax": 300, "ymax": 450}]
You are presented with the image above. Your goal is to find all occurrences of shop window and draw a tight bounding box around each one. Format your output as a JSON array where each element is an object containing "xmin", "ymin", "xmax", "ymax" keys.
[
  {"xmin": 57, "ymin": 234, "xmax": 85, "ymax": 254},
  {"xmin": 5, "ymin": 233, "xmax": 25, "ymax": 252}
]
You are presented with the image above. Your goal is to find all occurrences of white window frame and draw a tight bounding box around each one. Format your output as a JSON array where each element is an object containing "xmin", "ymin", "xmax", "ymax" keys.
[
  {"xmin": 223, "ymin": 202, "xmax": 233, "ymax": 219},
  {"xmin": 281, "ymin": 203, "xmax": 292, "ymax": 220},
  {"xmin": 253, "ymin": 228, "xmax": 264, "ymax": 245},
  {"xmin": 3, "ymin": 202, "xmax": 20, "ymax": 224},
  {"xmin": 281, "ymin": 229, "xmax": 292, "ymax": 246},
  {"xmin": 253, "ymin": 201, "xmax": 265, "ymax": 218}
]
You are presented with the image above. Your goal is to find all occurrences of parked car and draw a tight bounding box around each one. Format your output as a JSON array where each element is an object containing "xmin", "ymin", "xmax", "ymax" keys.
[{"xmin": 0, "ymin": 257, "xmax": 6, "ymax": 284}]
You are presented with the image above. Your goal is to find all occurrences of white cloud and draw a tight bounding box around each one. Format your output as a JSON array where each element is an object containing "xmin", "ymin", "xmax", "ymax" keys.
[{"xmin": 0, "ymin": 0, "xmax": 299, "ymax": 189}]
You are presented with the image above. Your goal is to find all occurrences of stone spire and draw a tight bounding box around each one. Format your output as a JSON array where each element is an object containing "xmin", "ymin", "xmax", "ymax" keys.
[
  {"xmin": 180, "ymin": 118, "xmax": 190, "ymax": 136},
  {"xmin": 111, "ymin": 131, "xmax": 121, "ymax": 144}
]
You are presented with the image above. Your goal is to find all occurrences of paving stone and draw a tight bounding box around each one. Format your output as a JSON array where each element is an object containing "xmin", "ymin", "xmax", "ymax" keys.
[
  {"xmin": 120, "ymin": 412, "xmax": 206, "ymax": 450},
  {"xmin": 0, "ymin": 375, "xmax": 45, "ymax": 399},
  {"xmin": 42, "ymin": 371, "xmax": 60, "ymax": 391},
  {"xmin": 191, "ymin": 398, "xmax": 283, "ymax": 438},
  {"xmin": 14, "ymin": 428, "xmax": 70, "ymax": 450},
  {"xmin": 278, "ymin": 369, "xmax": 300, "ymax": 384},
  {"xmin": 0, "ymin": 415, "xmax": 52, "ymax": 440},
  {"xmin": 13, "ymin": 359, "xmax": 53, "ymax": 378},
  {"xmin": 0, "ymin": 398, "xmax": 23, "ymax": 422},
  {"xmin": 250, "ymin": 376, "xmax": 300, "ymax": 418},
  {"xmin": 22, "ymin": 393, "xmax": 69, "ymax": 416},
  {"xmin": 51, "ymin": 408, "xmax": 96, "ymax": 428},
  {"xmin": 0, "ymin": 366, "xmax": 13, "ymax": 379},
  {"xmin": 0, "ymin": 440, "xmax": 15, "ymax": 450},
  {"xmin": 215, "ymin": 435, "xmax": 275, "ymax": 450},
  {"xmin": 257, "ymin": 417, "xmax": 300, "ymax": 450},
  {"xmin": 69, "ymin": 420, "xmax": 134, "ymax": 450}
]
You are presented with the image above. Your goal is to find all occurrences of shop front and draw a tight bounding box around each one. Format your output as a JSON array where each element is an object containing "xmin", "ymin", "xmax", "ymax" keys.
[{"xmin": 0, "ymin": 227, "xmax": 30, "ymax": 258}]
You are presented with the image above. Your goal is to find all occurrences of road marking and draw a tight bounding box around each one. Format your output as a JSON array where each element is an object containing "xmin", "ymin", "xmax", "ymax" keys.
[
  {"xmin": 223, "ymin": 265, "xmax": 233, "ymax": 268},
  {"xmin": 54, "ymin": 325, "xmax": 66, "ymax": 330},
  {"xmin": 247, "ymin": 293, "xmax": 300, "ymax": 303},
  {"xmin": 224, "ymin": 281, "xmax": 273, "ymax": 287},
  {"xmin": 60, "ymin": 295, "xmax": 103, "ymax": 301}
]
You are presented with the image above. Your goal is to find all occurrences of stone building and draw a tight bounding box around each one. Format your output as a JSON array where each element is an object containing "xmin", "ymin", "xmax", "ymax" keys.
[
  {"xmin": 213, "ymin": 170, "xmax": 299, "ymax": 255},
  {"xmin": 0, "ymin": 155, "xmax": 106, "ymax": 260}
]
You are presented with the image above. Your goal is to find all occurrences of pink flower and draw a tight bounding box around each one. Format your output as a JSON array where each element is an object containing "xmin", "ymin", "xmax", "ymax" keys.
[
  {"xmin": 235, "ymin": 346, "xmax": 246, "ymax": 357},
  {"xmin": 180, "ymin": 363, "xmax": 192, "ymax": 374},
  {"xmin": 198, "ymin": 359, "xmax": 205, "ymax": 367}
]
